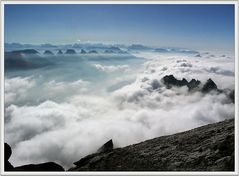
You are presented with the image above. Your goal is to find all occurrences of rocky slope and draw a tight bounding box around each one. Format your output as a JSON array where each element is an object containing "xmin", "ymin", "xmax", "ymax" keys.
[{"xmin": 69, "ymin": 119, "xmax": 234, "ymax": 171}]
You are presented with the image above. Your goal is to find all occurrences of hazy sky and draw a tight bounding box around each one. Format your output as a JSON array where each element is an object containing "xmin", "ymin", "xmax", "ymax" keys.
[{"xmin": 4, "ymin": 4, "xmax": 235, "ymax": 50}]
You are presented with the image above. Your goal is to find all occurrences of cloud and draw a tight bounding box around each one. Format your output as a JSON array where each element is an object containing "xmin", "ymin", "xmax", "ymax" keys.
[
  {"xmin": 204, "ymin": 66, "xmax": 234, "ymax": 76},
  {"xmin": 5, "ymin": 76, "xmax": 35, "ymax": 105},
  {"xmin": 45, "ymin": 79, "xmax": 90, "ymax": 93},
  {"xmin": 4, "ymin": 50, "xmax": 235, "ymax": 169},
  {"xmin": 94, "ymin": 64, "xmax": 129, "ymax": 72}
]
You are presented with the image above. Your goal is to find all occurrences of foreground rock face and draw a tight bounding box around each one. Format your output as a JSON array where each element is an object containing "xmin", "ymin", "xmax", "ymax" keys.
[
  {"xmin": 69, "ymin": 119, "xmax": 234, "ymax": 171},
  {"xmin": 4, "ymin": 143, "xmax": 14, "ymax": 171},
  {"xmin": 14, "ymin": 162, "xmax": 64, "ymax": 171},
  {"xmin": 4, "ymin": 143, "xmax": 64, "ymax": 171}
]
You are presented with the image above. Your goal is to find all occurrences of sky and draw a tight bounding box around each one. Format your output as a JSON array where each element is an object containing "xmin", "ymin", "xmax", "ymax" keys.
[{"xmin": 4, "ymin": 4, "xmax": 235, "ymax": 51}]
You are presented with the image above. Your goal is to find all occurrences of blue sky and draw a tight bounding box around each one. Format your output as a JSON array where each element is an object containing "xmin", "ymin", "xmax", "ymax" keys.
[{"xmin": 4, "ymin": 4, "xmax": 235, "ymax": 51}]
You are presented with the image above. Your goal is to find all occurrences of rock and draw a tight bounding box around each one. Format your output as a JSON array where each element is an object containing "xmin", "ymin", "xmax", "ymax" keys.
[
  {"xmin": 69, "ymin": 119, "xmax": 234, "ymax": 171},
  {"xmin": 14, "ymin": 162, "xmax": 64, "ymax": 171},
  {"xmin": 195, "ymin": 54, "xmax": 201, "ymax": 57},
  {"xmin": 44, "ymin": 50, "xmax": 54, "ymax": 55},
  {"xmin": 5, "ymin": 143, "xmax": 12, "ymax": 160},
  {"xmin": 5, "ymin": 143, "xmax": 14, "ymax": 171},
  {"xmin": 229, "ymin": 90, "xmax": 234, "ymax": 103},
  {"xmin": 4, "ymin": 143, "xmax": 64, "ymax": 171},
  {"xmin": 65, "ymin": 49, "xmax": 76, "ymax": 54},
  {"xmin": 202, "ymin": 78, "xmax": 218, "ymax": 93},
  {"xmin": 97, "ymin": 139, "xmax": 113, "ymax": 153},
  {"xmin": 72, "ymin": 139, "xmax": 113, "ymax": 168},
  {"xmin": 187, "ymin": 79, "xmax": 201, "ymax": 91},
  {"xmin": 162, "ymin": 75, "xmax": 188, "ymax": 88},
  {"xmin": 57, "ymin": 50, "xmax": 63, "ymax": 54},
  {"xmin": 80, "ymin": 49, "xmax": 87, "ymax": 54},
  {"xmin": 5, "ymin": 50, "xmax": 51, "ymax": 70},
  {"xmin": 73, "ymin": 153, "xmax": 98, "ymax": 167}
]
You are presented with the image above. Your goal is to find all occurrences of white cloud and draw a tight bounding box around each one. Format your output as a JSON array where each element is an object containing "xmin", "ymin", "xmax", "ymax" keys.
[
  {"xmin": 5, "ymin": 77, "xmax": 36, "ymax": 105},
  {"xmin": 45, "ymin": 79, "xmax": 90, "ymax": 93},
  {"xmin": 4, "ymin": 51, "xmax": 235, "ymax": 169},
  {"xmin": 94, "ymin": 64, "xmax": 129, "ymax": 72}
]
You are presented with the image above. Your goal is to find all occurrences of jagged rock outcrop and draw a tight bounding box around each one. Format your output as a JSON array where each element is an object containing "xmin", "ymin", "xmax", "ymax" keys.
[
  {"xmin": 161, "ymin": 75, "xmax": 234, "ymax": 103},
  {"xmin": 65, "ymin": 49, "xmax": 76, "ymax": 54},
  {"xmin": 4, "ymin": 143, "xmax": 64, "ymax": 171},
  {"xmin": 188, "ymin": 79, "xmax": 201, "ymax": 91},
  {"xmin": 162, "ymin": 75, "xmax": 201, "ymax": 91},
  {"xmin": 97, "ymin": 139, "xmax": 113, "ymax": 153},
  {"xmin": 161, "ymin": 75, "xmax": 221, "ymax": 93},
  {"xmin": 202, "ymin": 78, "xmax": 218, "ymax": 93},
  {"xmin": 69, "ymin": 119, "xmax": 234, "ymax": 171}
]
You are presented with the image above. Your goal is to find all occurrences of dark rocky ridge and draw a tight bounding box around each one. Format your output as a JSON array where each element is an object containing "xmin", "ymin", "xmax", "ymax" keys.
[
  {"xmin": 162, "ymin": 74, "xmax": 201, "ymax": 91},
  {"xmin": 69, "ymin": 119, "xmax": 234, "ymax": 171},
  {"xmin": 5, "ymin": 119, "xmax": 234, "ymax": 172},
  {"xmin": 5, "ymin": 49, "xmax": 51, "ymax": 70},
  {"xmin": 161, "ymin": 75, "xmax": 234, "ymax": 103},
  {"xmin": 4, "ymin": 143, "xmax": 64, "ymax": 171}
]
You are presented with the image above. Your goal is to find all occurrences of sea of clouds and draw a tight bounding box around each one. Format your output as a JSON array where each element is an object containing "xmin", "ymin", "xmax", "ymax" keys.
[{"xmin": 4, "ymin": 51, "xmax": 235, "ymax": 169}]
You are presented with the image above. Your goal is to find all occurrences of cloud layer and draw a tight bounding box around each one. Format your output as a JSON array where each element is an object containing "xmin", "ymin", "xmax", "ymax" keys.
[{"xmin": 5, "ymin": 51, "xmax": 235, "ymax": 169}]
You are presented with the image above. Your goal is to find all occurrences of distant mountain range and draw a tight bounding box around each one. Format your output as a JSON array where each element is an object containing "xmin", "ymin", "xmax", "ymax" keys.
[{"xmin": 4, "ymin": 42, "xmax": 199, "ymax": 54}]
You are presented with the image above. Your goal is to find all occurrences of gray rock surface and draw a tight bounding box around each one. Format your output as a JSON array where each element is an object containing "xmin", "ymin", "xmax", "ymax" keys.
[{"xmin": 69, "ymin": 119, "xmax": 234, "ymax": 171}]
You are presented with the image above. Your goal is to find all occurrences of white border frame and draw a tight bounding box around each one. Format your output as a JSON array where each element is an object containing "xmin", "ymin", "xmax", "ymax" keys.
[{"xmin": 0, "ymin": 1, "xmax": 238, "ymax": 176}]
